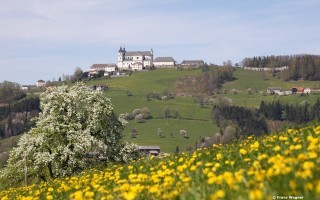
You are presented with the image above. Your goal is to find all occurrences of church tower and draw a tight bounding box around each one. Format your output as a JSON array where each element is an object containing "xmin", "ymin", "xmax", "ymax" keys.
[{"xmin": 118, "ymin": 46, "xmax": 125, "ymax": 69}]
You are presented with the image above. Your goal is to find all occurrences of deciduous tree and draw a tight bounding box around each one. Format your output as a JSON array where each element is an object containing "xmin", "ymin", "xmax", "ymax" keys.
[{"xmin": 0, "ymin": 83, "xmax": 133, "ymax": 188}]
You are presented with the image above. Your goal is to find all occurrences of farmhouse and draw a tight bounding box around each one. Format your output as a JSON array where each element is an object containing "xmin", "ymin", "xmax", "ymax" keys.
[
  {"xmin": 138, "ymin": 145, "xmax": 160, "ymax": 156},
  {"xmin": 154, "ymin": 57, "xmax": 175, "ymax": 68},
  {"xmin": 89, "ymin": 64, "xmax": 117, "ymax": 77},
  {"xmin": 267, "ymin": 87, "xmax": 282, "ymax": 94},
  {"xmin": 304, "ymin": 88, "xmax": 311, "ymax": 94},
  {"xmin": 181, "ymin": 60, "xmax": 205, "ymax": 67},
  {"xmin": 21, "ymin": 85, "xmax": 31, "ymax": 90},
  {"xmin": 118, "ymin": 47, "xmax": 153, "ymax": 70},
  {"xmin": 36, "ymin": 80, "xmax": 46, "ymax": 87},
  {"xmin": 311, "ymin": 88, "xmax": 320, "ymax": 94}
]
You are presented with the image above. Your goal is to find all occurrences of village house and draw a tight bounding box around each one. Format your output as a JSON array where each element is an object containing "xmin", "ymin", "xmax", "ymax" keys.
[
  {"xmin": 311, "ymin": 88, "xmax": 320, "ymax": 94},
  {"xmin": 118, "ymin": 47, "xmax": 153, "ymax": 70},
  {"xmin": 89, "ymin": 64, "xmax": 117, "ymax": 77},
  {"xmin": 138, "ymin": 145, "xmax": 160, "ymax": 156},
  {"xmin": 267, "ymin": 87, "xmax": 282, "ymax": 94},
  {"xmin": 153, "ymin": 57, "xmax": 175, "ymax": 68},
  {"xmin": 304, "ymin": 88, "xmax": 311, "ymax": 94},
  {"xmin": 180, "ymin": 60, "xmax": 205, "ymax": 68},
  {"xmin": 21, "ymin": 85, "xmax": 31, "ymax": 90},
  {"xmin": 36, "ymin": 80, "xmax": 46, "ymax": 87},
  {"xmin": 291, "ymin": 87, "xmax": 304, "ymax": 94}
]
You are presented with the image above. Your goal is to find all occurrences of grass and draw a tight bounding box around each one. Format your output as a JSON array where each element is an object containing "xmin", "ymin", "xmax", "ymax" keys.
[
  {"xmin": 0, "ymin": 135, "xmax": 21, "ymax": 169},
  {"xmin": 1, "ymin": 68, "xmax": 320, "ymax": 158},
  {"xmin": 89, "ymin": 68, "xmax": 201, "ymax": 96},
  {"xmin": 87, "ymin": 69, "xmax": 215, "ymax": 153},
  {"xmin": 221, "ymin": 68, "xmax": 320, "ymax": 107},
  {"xmin": 1, "ymin": 123, "xmax": 319, "ymax": 199},
  {"xmin": 123, "ymin": 119, "xmax": 218, "ymax": 153}
]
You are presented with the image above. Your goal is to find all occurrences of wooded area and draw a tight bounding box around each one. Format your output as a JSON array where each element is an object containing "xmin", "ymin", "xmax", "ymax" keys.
[
  {"xmin": 175, "ymin": 66, "xmax": 234, "ymax": 95},
  {"xmin": 242, "ymin": 54, "xmax": 320, "ymax": 81},
  {"xmin": 0, "ymin": 81, "xmax": 40, "ymax": 139}
]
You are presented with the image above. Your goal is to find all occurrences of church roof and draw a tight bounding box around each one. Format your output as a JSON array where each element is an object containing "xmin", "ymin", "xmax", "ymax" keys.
[{"xmin": 125, "ymin": 51, "xmax": 153, "ymax": 56}]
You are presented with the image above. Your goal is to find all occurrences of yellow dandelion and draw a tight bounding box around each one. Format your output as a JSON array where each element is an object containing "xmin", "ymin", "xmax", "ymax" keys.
[
  {"xmin": 239, "ymin": 148, "xmax": 247, "ymax": 155},
  {"xmin": 274, "ymin": 146, "xmax": 281, "ymax": 151}
]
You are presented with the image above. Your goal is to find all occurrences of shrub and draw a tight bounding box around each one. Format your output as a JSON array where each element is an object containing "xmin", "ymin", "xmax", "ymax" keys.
[
  {"xmin": 180, "ymin": 130, "xmax": 189, "ymax": 138},
  {"xmin": 141, "ymin": 107, "xmax": 152, "ymax": 119},
  {"xmin": 132, "ymin": 109, "xmax": 141, "ymax": 118},
  {"xmin": 119, "ymin": 142, "xmax": 141, "ymax": 163},
  {"xmin": 135, "ymin": 114, "xmax": 145, "ymax": 123},
  {"xmin": 222, "ymin": 125, "xmax": 237, "ymax": 144}
]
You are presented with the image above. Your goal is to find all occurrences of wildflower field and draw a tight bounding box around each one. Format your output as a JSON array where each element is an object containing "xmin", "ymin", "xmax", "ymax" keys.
[{"xmin": 1, "ymin": 124, "xmax": 320, "ymax": 200}]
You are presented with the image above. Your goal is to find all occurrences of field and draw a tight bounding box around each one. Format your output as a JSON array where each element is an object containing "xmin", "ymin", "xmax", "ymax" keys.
[
  {"xmin": 221, "ymin": 68, "xmax": 320, "ymax": 107},
  {"xmin": 123, "ymin": 119, "xmax": 218, "ymax": 153},
  {"xmin": 0, "ymin": 135, "xmax": 20, "ymax": 168},
  {"xmin": 1, "ymin": 68, "xmax": 320, "ymax": 157},
  {"xmin": 0, "ymin": 68, "xmax": 320, "ymax": 159},
  {"xmin": 88, "ymin": 68, "xmax": 320, "ymax": 153},
  {"xmin": 88, "ymin": 69, "xmax": 216, "ymax": 153},
  {"xmin": 1, "ymin": 123, "xmax": 319, "ymax": 199}
]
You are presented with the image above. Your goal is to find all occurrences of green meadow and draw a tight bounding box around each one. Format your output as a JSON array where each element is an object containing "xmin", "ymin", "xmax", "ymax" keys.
[
  {"xmin": 220, "ymin": 68, "xmax": 320, "ymax": 107},
  {"xmin": 1, "ymin": 68, "xmax": 320, "ymax": 157},
  {"xmin": 88, "ymin": 69, "xmax": 216, "ymax": 153},
  {"xmin": 84, "ymin": 68, "xmax": 320, "ymax": 153}
]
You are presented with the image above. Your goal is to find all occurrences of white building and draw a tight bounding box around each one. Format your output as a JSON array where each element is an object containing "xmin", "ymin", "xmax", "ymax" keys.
[
  {"xmin": 243, "ymin": 66, "xmax": 289, "ymax": 71},
  {"xmin": 105, "ymin": 64, "xmax": 117, "ymax": 74},
  {"xmin": 36, "ymin": 80, "xmax": 46, "ymax": 87},
  {"xmin": 21, "ymin": 85, "xmax": 31, "ymax": 90},
  {"xmin": 304, "ymin": 88, "xmax": 311, "ymax": 94},
  {"xmin": 154, "ymin": 57, "xmax": 175, "ymax": 68},
  {"xmin": 181, "ymin": 60, "xmax": 205, "ymax": 68},
  {"xmin": 117, "ymin": 47, "xmax": 153, "ymax": 70},
  {"xmin": 267, "ymin": 87, "xmax": 282, "ymax": 94},
  {"xmin": 89, "ymin": 64, "xmax": 117, "ymax": 77}
]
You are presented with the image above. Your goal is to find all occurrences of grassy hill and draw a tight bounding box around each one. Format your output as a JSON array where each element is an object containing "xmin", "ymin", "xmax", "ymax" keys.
[
  {"xmin": 88, "ymin": 69, "xmax": 216, "ymax": 153},
  {"xmin": 1, "ymin": 67, "xmax": 319, "ymax": 157},
  {"xmin": 87, "ymin": 68, "xmax": 319, "ymax": 153},
  {"xmin": 221, "ymin": 68, "xmax": 320, "ymax": 107},
  {"xmin": 1, "ymin": 123, "xmax": 319, "ymax": 199}
]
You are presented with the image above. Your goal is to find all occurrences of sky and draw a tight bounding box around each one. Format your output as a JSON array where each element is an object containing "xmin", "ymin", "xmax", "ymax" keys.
[{"xmin": 0, "ymin": 0, "xmax": 319, "ymax": 85}]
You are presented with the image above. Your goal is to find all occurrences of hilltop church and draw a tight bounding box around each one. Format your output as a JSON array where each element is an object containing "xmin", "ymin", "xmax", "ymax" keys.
[{"xmin": 117, "ymin": 47, "xmax": 154, "ymax": 70}]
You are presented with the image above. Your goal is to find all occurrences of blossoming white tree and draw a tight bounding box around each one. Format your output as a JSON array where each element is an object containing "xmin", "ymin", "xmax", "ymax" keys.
[{"xmin": 0, "ymin": 83, "xmax": 137, "ymax": 187}]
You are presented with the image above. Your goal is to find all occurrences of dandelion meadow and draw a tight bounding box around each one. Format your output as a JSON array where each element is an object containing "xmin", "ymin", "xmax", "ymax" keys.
[{"xmin": 1, "ymin": 124, "xmax": 320, "ymax": 200}]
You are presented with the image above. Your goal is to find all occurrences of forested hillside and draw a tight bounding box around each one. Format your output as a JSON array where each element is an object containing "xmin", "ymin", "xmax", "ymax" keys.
[
  {"xmin": 242, "ymin": 54, "xmax": 320, "ymax": 81},
  {"xmin": 0, "ymin": 81, "xmax": 40, "ymax": 139}
]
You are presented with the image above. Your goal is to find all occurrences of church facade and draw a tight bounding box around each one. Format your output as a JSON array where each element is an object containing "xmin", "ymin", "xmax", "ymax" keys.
[{"xmin": 117, "ymin": 47, "xmax": 153, "ymax": 70}]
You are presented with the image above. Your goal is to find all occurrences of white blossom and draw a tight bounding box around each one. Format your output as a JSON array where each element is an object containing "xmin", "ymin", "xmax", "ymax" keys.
[{"xmin": 0, "ymin": 82, "xmax": 130, "ymax": 186}]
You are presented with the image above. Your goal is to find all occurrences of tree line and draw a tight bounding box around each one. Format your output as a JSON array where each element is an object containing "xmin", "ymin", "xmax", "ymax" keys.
[
  {"xmin": 241, "ymin": 54, "xmax": 320, "ymax": 81},
  {"xmin": 212, "ymin": 105, "xmax": 268, "ymax": 138},
  {"xmin": 211, "ymin": 99, "xmax": 320, "ymax": 142},
  {"xmin": 259, "ymin": 100, "xmax": 320, "ymax": 124},
  {"xmin": 0, "ymin": 81, "xmax": 40, "ymax": 139}
]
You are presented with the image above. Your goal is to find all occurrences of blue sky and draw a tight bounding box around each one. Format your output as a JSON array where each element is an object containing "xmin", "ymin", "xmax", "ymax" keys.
[{"xmin": 0, "ymin": 0, "xmax": 319, "ymax": 84}]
